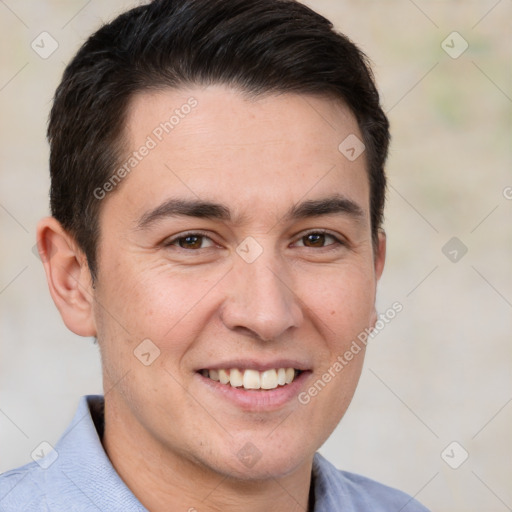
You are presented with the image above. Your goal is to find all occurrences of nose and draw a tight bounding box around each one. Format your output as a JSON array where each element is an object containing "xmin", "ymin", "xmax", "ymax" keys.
[{"xmin": 220, "ymin": 253, "xmax": 303, "ymax": 342}]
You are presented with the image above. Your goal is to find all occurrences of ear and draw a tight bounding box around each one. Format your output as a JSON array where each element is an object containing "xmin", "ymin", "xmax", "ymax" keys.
[
  {"xmin": 369, "ymin": 230, "xmax": 387, "ymax": 327},
  {"xmin": 36, "ymin": 217, "xmax": 97, "ymax": 337},
  {"xmin": 374, "ymin": 229, "xmax": 386, "ymax": 281}
]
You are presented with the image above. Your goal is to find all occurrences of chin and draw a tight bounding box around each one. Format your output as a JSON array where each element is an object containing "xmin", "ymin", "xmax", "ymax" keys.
[{"xmin": 199, "ymin": 430, "xmax": 315, "ymax": 482}]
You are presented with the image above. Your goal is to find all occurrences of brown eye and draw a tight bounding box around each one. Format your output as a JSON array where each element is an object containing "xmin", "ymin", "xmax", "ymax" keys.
[
  {"xmin": 303, "ymin": 233, "xmax": 326, "ymax": 247},
  {"xmin": 178, "ymin": 235, "xmax": 203, "ymax": 249},
  {"xmin": 294, "ymin": 231, "xmax": 342, "ymax": 249},
  {"xmin": 167, "ymin": 233, "xmax": 215, "ymax": 250}
]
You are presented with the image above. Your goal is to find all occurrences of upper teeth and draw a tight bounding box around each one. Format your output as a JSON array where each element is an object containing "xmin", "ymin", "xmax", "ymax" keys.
[{"xmin": 204, "ymin": 368, "xmax": 297, "ymax": 390}]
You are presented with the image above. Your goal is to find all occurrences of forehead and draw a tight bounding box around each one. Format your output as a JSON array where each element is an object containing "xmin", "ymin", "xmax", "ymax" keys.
[{"xmin": 110, "ymin": 86, "xmax": 370, "ymax": 225}]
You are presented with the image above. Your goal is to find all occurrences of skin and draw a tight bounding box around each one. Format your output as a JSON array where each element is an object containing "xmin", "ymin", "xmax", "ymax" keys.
[{"xmin": 38, "ymin": 85, "xmax": 386, "ymax": 512}]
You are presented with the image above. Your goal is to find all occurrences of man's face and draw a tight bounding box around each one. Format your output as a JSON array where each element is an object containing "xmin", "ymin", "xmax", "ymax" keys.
[{"xmin": 91, "ymin": 86, "xmax": 385, "ymax": 479}]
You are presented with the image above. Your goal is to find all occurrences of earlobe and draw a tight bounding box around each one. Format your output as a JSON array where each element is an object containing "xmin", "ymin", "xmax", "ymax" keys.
[{"xmin": 36, "ymin": 217, "xmax": 97, "ymax": 337}]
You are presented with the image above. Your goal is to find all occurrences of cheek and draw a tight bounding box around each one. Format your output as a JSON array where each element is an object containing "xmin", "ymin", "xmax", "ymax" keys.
[
  {"xmin": 292, "ymin": 267, "xmax": 373, "ymax": 440},
  {"xmin": 95, "ymin": 260, "xmax": 224, "ymax": 357},
  {"xmin": 295, "ymin": 262, "xmax": 376, "ymax": 341}
]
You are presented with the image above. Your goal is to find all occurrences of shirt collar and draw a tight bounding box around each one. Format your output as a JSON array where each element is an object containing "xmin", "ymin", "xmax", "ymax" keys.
[{"xmin": 49, "ymin": 395, "xmax": 147, "ymax": 511}]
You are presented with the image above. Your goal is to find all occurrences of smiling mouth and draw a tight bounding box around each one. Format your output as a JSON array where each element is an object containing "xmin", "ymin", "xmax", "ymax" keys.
[{"xmin": 199, "ymin": 368, "xmax": 303, "ymax": 391}]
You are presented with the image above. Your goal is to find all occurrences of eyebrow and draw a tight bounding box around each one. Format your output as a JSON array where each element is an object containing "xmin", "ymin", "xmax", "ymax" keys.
[
  {"xmin": 285, "ymin": 196, "xmax": 365, "ymax": 223},
  {"xmin": 136, "ymin": 199, "xmax": 231, "ymax": 229},
  {"xmin": 135, "ymin": 194, "xmax": 365, "ymax": 230}
]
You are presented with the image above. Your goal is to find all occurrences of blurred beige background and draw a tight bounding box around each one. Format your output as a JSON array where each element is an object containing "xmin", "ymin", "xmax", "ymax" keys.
[{"xmin": 1, "ymin": 1, "xmax": 511, "ymax": 511}]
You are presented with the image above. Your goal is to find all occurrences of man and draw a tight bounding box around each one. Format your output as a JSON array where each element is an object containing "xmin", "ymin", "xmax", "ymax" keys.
[{"xmin": 0, "ymin": 0, "xmax": 429, "ymax": 510}]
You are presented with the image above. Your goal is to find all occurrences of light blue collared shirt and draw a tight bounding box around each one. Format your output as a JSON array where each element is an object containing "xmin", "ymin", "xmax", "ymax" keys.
[{"xmin": 0, "ymin": 396, "xmax": 429, "ymax": 511}]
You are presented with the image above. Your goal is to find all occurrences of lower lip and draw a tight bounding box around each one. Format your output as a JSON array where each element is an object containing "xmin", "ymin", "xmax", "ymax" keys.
[{"xmin": 196, "ymin": 371, "xmax": 311, "ymax": 411}]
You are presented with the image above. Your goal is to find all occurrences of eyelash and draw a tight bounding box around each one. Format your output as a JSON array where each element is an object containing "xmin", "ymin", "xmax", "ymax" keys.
[
  {"xmin": 163, "ymin": 230, "xmax": 215, "ymax": 249},
  {"xmin": 293, "ymin": 229, "xmax": 346, "ymax": 249},
  {"xmin": 163, "ymin": 229, "xmax": 346, "ymax": 251}
]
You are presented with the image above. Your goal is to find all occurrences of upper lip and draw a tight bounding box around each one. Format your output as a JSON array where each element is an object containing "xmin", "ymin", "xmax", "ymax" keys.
[{"xmin": 197, "ymin": 359, "xmax": 311, "ymax": 372}]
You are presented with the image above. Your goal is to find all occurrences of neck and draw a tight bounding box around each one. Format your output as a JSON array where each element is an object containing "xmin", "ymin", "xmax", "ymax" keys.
[{"xmin": 102, "ymin": 397, "xmax": 314, "ymax": 512}]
